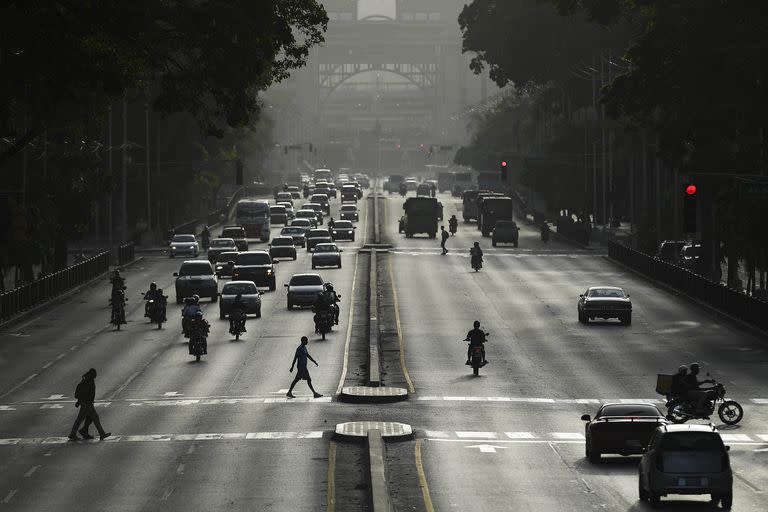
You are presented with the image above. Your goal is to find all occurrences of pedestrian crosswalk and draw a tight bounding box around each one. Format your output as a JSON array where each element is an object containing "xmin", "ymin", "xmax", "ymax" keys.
[
  {"xmin": 0, "ymin": 431, "xmax": 326, "ymax": 446},
  {"xmin": 423, "ymin": 430, "xmax": 768, "ymax": 444}
]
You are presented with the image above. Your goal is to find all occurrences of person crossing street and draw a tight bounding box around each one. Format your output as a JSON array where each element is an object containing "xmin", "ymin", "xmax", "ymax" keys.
[
  {"xmin": 440, "ymin": 226, "xmax": 449, "ymax": 254},
  {"xmin": 287, "ymin": 337, "xmax": 322, "ymax": 399}
]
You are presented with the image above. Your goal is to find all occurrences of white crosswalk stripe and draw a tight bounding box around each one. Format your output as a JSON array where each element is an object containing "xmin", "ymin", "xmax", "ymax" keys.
[{"xmin": 0, "ymin": 431, "xmax": 326, "ymax": 446}]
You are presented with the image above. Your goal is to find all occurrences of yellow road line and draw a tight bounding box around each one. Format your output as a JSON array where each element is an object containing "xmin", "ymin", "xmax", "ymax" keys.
[
  {"xmin": 415, "ymin": 439, "xmax": 435, "ymax": 512},
  {"xmin": 335, "ymin": 251, "xmax": 359, "ymax": 395},
  {"xmin": 327, "ymin": 440, "xmax": 337, "ymax": 512},
  {"xmin": 388, "ymin": 255, "xmax": 415, "ymax": 393}
]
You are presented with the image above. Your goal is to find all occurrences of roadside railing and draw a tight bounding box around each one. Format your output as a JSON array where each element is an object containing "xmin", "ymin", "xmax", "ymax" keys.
[
  {"xmin": 118, "ymin": 242, "xmax": 135, "ymax": 266},
  {"xmin": 608, "ymin": 241, "xmax": 768, "ymax": 331},
  {"xmin": 0, "ymin": 251, "xmax": 111, "ymax": 323}
]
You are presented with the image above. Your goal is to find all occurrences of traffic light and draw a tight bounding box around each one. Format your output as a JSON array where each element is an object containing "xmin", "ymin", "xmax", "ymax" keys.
[
  {"xmin": 500, "ymin": 160, "xmax": 508, "ymax": 181},
  {"xmin": 235, "ymin": 159, "xmax": 244, "ymax": 186},
  {"xmin": 683, "ymin": 183, "xmax": 698, "ymax": 233}
]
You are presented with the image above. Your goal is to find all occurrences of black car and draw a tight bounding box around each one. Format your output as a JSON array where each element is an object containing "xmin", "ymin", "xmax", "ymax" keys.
[
  {"xmin": 330, "ymin": 220, "xmax": 356, "ymax": 241},
  {"xmin": 578, "ymin": 286, "xmax": 632, "ymax": 325},
  {"xmin": 269, "ymin": 236, "xmax": 297, "ymax": 260},
  {"xmin": 174, "ymin": 260, "xmax": 218, "ymax": 303},
  {"xmin": 231, "ymin": 251, "xmax": 277, "ymax": 291},
  {"xmin": 214, "ymin": 251, "xmax": 239, "ymax": 277},
  {"xmin": 306, "ymin": 228, "xmax": 331, "ymax": 252},
  {"xmin": 220, "ymin": 226, "xmax": 248, "ymax": 251},
  {"xmin": 581, "ymin": 403, "xmax": 668, "ymax": 463},
  {"xmin": 279, "ymin": 226, "xmax": 307, "ymax": 247}
]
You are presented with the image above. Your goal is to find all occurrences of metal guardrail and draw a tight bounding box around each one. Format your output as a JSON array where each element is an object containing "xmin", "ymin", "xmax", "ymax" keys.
[
  {"xmin": 608, "ymin": 241, "xmax": 768, "ymax": 331},
  {"xmin": 118, "ymin": 242, "xmax": 135, "ymax": 266},
  {"xmin": 0, "ymin": 251, "xmax": 111, "ymax": 322}
]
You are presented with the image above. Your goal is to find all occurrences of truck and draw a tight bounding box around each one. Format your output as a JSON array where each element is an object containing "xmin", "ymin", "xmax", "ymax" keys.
[
  {"xmin": 462, "ymin": 189, "xmax": 489, "ymax": 222},
  {"xmin": 402, "ymin": 197, "xmax": 440, "ymax": 238},
  {"xmin": 451, "ymin": 172, "xmax": 475, "ymax": 196},
  {"xmin": 313, "ymin": 168, "xmax": 333, "ymax": 184},
  {"xmin": 384, "ymin": 174, "xmax": 405, "ymax": 194},
  {"xmin": 235, "ymin": 199, "xmax": 271, "ymax": 241},
  {"xmin": 437, "ymin": 172, "xmax": 455, "ymax": 192},
  {"xmin": 478, "ymin": 196, "xmax": 514, "ymax": 236}
]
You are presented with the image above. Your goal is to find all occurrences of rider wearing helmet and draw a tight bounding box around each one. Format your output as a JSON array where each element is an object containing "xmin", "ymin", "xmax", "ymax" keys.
[
  {"xmin": 143, "ymin": 282, "xmax": 159, "ymax": 317},
  {"xmin": 323, "ymin": 283, "xmax": 340, "ymax": 325},
  {"xmin": 229, "ymin": 293, "xmax": 247, "ymax": 334},
  {"xmin": 682, "ymin": 362, "xmax": 715, "ymax": 414},
  {"xmin": 465, "ymin": 320, "xmax": 488, "ymax": 365},
  {"xmin": 181, "ymin": 295, "xmax": 203, "ymax": 336}
]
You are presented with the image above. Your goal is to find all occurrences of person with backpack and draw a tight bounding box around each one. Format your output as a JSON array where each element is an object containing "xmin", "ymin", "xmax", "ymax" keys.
[{"xmin": 68, "ymin": 368, "xmax": 111, "ymax": 441}]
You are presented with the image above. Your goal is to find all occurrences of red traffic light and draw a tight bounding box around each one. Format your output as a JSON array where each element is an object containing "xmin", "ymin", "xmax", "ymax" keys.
[
  {"xmin": 686, "ymin": 184, "xmax": 697, "ymax": 196},
  {"xmin": 501, "ymin": 161, "xmax": 508, "ymax": 167}
]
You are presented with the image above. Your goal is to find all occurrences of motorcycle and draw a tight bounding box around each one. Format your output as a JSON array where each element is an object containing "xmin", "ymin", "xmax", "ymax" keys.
[
  {"xmin": 314, "ymin": 310, "xmax": 334, "ymax": 340},
  {"xmin": 471, "ymin": 254, "xmax": 483, "ymax": 272},
  {"xmin": 664, "ymin": 380, "xmax": 743, "ymax": 425},
  {"xmin": 540, "ymin": 225, "xmax": 550, "ymax": 245},
  {"xmin": 188, "ymin": 319, "xmax": 209, "ymax": 362},
  {"xmin": 147, "ymin": 299, "xmax": 166, "ymax": 329},
  {"xmin": 110, "ymin": 297, "xmax": 126, "ymax": 330},
  {"xmin": 229, "ymin": 309, "xmax": 246, "ymax": 340}
]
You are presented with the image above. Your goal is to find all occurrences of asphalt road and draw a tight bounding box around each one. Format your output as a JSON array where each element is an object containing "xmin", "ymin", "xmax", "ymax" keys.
[{"xmin": 1, "ymin": 185, "xmax": 767, "ymax": 511}]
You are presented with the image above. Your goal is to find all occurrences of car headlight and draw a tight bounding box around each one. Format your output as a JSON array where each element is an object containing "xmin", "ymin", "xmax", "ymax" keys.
[
  {"xmin": 348, "ymin": 230, "xmax": 352, "ymax": 234},
  {"xmin": 171, "ymin": 246, "xmax": 177, "ymax": 250},
  {"xmin": 266, "ymin": 270, "xmax": 273, "ymax": 275}
]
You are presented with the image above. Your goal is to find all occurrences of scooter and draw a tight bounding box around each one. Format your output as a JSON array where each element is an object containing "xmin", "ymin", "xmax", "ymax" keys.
[
  {"xmin": 229, "ymin": 309, "xmax": 246, "ymax": 340},
  {"xmin": 314, "ymin": 310, "xmax": 333, "ymax": 340},
  {"xmin": 110, "ymin": 297, "xmax": 126, "ymax": 330},
  {"xmin": 147, "ymin": 299, "xmax": 166, "ymax": 329}
]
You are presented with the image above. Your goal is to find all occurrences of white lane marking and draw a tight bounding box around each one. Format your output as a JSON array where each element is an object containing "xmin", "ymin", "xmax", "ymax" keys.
[
  {"xmin": 55, "ymin": 354, "xmax": 67, "ymax": 360},
  {"xmin": 70, "ymin": 345, "xmax": 78, "ymax": 351},
  {"xmin": 42, "ymin": 362, "xmax": 54, "ymax": 369},
  {"xmin": 23, "ymin": 465, "xmax": 40, "ymax": 478},
  {"xmin": 0, "ymin": 432, "xmax": 327, "ymax": 446},
  {"xmin": 40, "ymin": 404, "xmax": 64, "ymax": 409},
  {"xmin": 505, "ymin": 432, "xmax": 536, "ymax": 439},
  {"xmin": 246, "ymin": 431, "xmax": 324, "ymax": 439},
  {"xmin": 756, "ymin": 435, "xmax": 768, "ymax": 442},
  {"xmin": 719, "ymin": 434, "xmax": 753, "ymax": 442},
  {"xmin": 0, "ymin": 406, "xmax": 16, "ymax": 411},
  {"xmin": 752, "ymin": 399, "xmax": 768, "ymax": 404},
  {"xmin": 0, "ymin": 373, "xmax": 38, "ymax": 400},
  {"xmin": 176, "ymin": 464, "xmax": 185, "ymax": 475},
  {"xmin": 466, "ymin": 444, "xmax": 506, "ymax": 453},
  {"xmin": 424, "ymin": 431, "xmax": 450, "ymax": 438},
  {"xmin": 163, "ymin": 392, "xmax": 182, "ymax": 397},
  {"xmin": 1, "ymin": 490, "xmax": 17, "ymax": 504},
  {"xmin": 336, "ymin": 251, "xmax": 360, "ymax": 395},
  {"xmin": 270, "ymin": 389, "xmax": 289, "ymax": 394},
  {"xmin": 160, "ymin": 486, "xmax": 173, "ymax": 501},
  {"xmin": 455, "ymin": 431, "xmax": 496, "ymax": 439},
  {"xmin": 552, "ymin": 433, "xmax": 585, "ymax": 440},
  {"xmin": 43, "ymin": 395, "xmax": 65, "ymax": 400}
]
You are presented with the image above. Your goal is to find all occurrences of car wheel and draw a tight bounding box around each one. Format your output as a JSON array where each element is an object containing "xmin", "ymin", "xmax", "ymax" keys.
[
  {"xmin": 220, "ymin": 311, "xmax": 225, "ymax": 320},
  {"xmin": 720, "ymin": 491, "xmax": 733, "ymax": 510},
  {"xmin": 211, "ymin": 294, "xmax": 218, "ymax": 303},
  {"xmin": 256, "ymin": 307, "xmax": 262, "ymax": 319},
  {"xmin": 176, "ymin": 296, "xmax": 182, "ymax": 304},
  {"xmin": 586, "ymin": 441, "xmax": 601, "ymax": 463},
  {"xmin": 269, "ymin": 280, "xmax": 276, "ymax": 292},
  {"xmin": 578, "ymin": 311, "xmax": 587, "ymax": 324},
  {"xmin": 649, "ymin": 492, "xmax": 661, "ymax": 507},
  {"xmin": 312, "ymin": 264, "xmax": 316, "ymax": 269},
  {"xmin": 292, "ymin": 253, "xmax": 297, "ymax": 261},
  {"xmin": 338, "ymin": 261, "xmax": 342, "ymax": 269},
  {"xmin": 638, "ymin": 476, "xmax": 649, "ymax": 501},
  {"xmin": 169, "ymin": 253, "xmax": 175, "ymax": 258},
  {"xmin": 492, "ymin": 241, "xmax": 497, "ymax": 247},
  {"xmin": 287, "ymin": 300, "xmax": 292, "ymax": 310},
  {"xmin": 621, "ymin": 313, "xmax": 632, "ymax": 326},
  {"xmin": 514, "ymin": 242, "xmax": 518, "ymax": 248}
]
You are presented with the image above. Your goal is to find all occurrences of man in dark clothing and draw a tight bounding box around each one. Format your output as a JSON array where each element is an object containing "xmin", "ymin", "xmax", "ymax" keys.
[
  {"xmin": 287, "ymin": 337, "xmax": 322, "ymax": 399},
  {"xmin": 440, "ymin": 226, "xmax": 449, "ymax": 254},
  {"xmin": 465, "ymin": 320, "xmax": 488, "ymax": 365},
  {"xmin": 69, "ymin": 368, "xmax": 111, "ymax": 441},
  {"xmin": 682, "ymin": 362, "xmax": 714, "ymax": 414}
]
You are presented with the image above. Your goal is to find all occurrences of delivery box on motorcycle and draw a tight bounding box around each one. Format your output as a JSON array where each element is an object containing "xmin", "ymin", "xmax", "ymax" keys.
[{"xmin": 656, "ymin": 374, "xmax": 673, "ymax": 395}]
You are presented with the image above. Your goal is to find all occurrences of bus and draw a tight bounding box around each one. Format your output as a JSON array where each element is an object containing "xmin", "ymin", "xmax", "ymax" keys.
[
  {"xmin": 313, "ymin": 168, "xmax": 333, "ymax": 184},
  {"xmin": 235, "ymin": 199, "xmax": 271, "ymax": 241}
]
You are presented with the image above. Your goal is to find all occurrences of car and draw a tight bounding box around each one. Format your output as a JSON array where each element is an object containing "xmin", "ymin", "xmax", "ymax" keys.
[
  {"xmin": 405, "ymin": 178, "xmax": 418, "ymax": 191},
  {"xmin": 492, "ymin": 220, "xmax": 519, "ymax": 247},
  {"xmin": 355, "ymin": 174, "xmax": 370, "ymax": 188},
  {"xmin": 269, "ymin": 205, "xmax": 288, "ymax": 225},
  {"xmin": 168, "ymin": 234, "xmax": 199, "ymax": 258},
  {"xmin": 330, "ymin": 220, "xmax": 356, "ymax": 241},
  {"xmin": 285, "ymin": 273, "xmax": 324, "ymax": 309},
  {"xmin": 295, "ymin": 209, "xmax": 319, "ymax": 227},
  {"xmin": 275, "ymin": 192, "xmax": 293, "ymax": 206},
  {"xmin": 578, "ymin": 286, "xmax": 632, "ymax": 325},
  {"xmin": 312, "ymin": 243, "xmax": 342, "ymax": 269},
  {"xmin": 680, "ymin": 243, "xmax": 702, "ymax": 270},
  {"xmin": 286, "ymin": 186, "xmax": 301, "ymax": 200},
  {"xmin": 231, "ymin": 251, "xmax": 277, "ymax": 291},
  {"xmin": 302, "ymin": 203, "xmax": 325, "ymax": 224},
  {"xmin": 174, "ymin": 260, "xmax": 218, "ymax": 303},
  {"xmin": 416, "ymin": 183, "xmax": 432, "ymax": 197},
  {"xmin": 276, "ymin": 201, "xmax": 295, "ymax": 220},
  {"xmin": 639, "ymin": 424, "xmax": 732, "ymax": 508},
  {"xmin": 214, "ymin": 251, "xmax": 239, "ymax": 277},
  {"xmin": 309, "ymin": 193, "xmax": 330, "ymax": 214},
  {"xmin": 219, "ymin": 280, "xmax": 262, "ymax": 319},
  {"xmin": 219, "ymin": 226, "xmax": 248, "ymax": 251},
  {"xmin": 269, "ymin": 236, "xmax": 297, "ymax": 261},
  {"xmin": 207, "ymin": 238, "xmax": 238, "ymax": 263},
  {"xmin": 341, "ymin": 184, "xmax": 359, "ymax": 202},
  {"xmin": 280, "ymin": 226, "xmax": 307, "ymax": 247},
  {"xmin": 581, "ymin": 403, "xmax": 668, "ymax": 463},
  {"xmin": 290, "ymin": 218, "xmax": 313, "ymax": 233},
  {"xmin": 339, "ymin": 204, "xmax": 359, "ymax": 221},
  {"xmin": 306, "ymin": 228, "xmax": 332, "ymax": 252},
  {"xmin": 656, "ymin": 240, "xmax": 686, "ymax": 264}
]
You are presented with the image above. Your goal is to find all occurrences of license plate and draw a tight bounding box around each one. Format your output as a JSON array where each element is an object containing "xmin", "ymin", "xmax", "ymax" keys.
[{"xmin": 678, "ymin": 477, "xmax": 707, "ymax": 487}]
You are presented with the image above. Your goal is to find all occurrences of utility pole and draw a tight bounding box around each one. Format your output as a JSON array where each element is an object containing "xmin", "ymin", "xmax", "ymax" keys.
[
  {"xmin": 121, "ymin": 92, "xmax": 128, "ymax": 244},
  {"xmin": 601, "ymin": 52, "xmax": 607, "ymax": 227},
  {"xmin": 145, "ymin": 103, "xmax": 151, "ymax": 233},
  {"xmin": 108, "ymin": 106, "xmax": 113, "ymax": 252}
]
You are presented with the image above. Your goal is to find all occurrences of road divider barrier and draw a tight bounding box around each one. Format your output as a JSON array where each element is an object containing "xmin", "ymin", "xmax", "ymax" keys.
[
  {"xmin": 369, "ymin": 250, "xmax": 381, "ymax": 386},
  {"xmin": 0, "ymin": 251, "xmax": 110, "ymax": 323},
  {"xmin": 608, "ymin": 241, "xmax": 768, "ymax": 331}
]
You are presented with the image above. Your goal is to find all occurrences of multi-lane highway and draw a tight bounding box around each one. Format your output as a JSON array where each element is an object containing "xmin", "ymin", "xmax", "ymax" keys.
[{"xmin": 1, "ymin": 184, "xmax": 767, "ymax": 511}]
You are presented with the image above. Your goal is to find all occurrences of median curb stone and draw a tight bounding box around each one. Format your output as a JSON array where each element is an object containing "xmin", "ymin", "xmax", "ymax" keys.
[{"xmin": 339, "ymin": 386, "xmax": 409, "ymax": 403}]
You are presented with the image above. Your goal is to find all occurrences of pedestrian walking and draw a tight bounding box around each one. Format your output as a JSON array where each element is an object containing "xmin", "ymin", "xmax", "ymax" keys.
[
  {"xmin": 68, "ymin": 368, "xmax": 111, "ymax": 441},
  {"xmin": 287, "ymin": 336, "xmax": 322, "ymax": 399},
  {"xmin": 440, "ymin": 226, "xmax": 449, "ymax": 254}
]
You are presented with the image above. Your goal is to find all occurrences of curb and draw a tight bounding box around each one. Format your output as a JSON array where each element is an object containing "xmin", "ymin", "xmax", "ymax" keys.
[
  {"xmin": 369, "ymin": 250, "xmax": 381, "ymax": 386},
  {"xmin": 338, "ymin": 386, "xmax": 409, "ymax": 403},
  {"xmin": 367, "ymin": 429, "xmax": 394, "ymax": 512},
  {"xmin": 603, "ymin": 255, "xmax": 768, "ymax": 339}
]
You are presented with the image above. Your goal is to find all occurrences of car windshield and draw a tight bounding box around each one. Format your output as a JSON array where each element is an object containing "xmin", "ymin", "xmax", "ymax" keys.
[
  {"xmin": 211, "ymin": 239, "xmax": 235, "ymax": 247},
  {"xmin": 308, "ymin": 230, "xmax": 329, "ymax": 237},
  {"xmin": 178, "ymin": 263, "xmax": 213, "ymax": 276},
  {"xmin": 236, "ymin": 253, "xmax": 271, "ymax": 265},
  {"xmin": 172, "ymin": 235, "xmax": 196, "ymax": 243},
  {"xmin": 281, "ymin": 228, "xmax": 303, "ymax": 235},
  {"xmin": 290, "ymin": 275, "xmax": 323, "ymax": 286},
  {"xmin": 292, "ymin": 220, "xmax": 310, "ymax": 226},
  {"xmin": 334, "ymin": 221, "xmax": 353, "ymax": 228},
  {"xmin": 599, "ymin": 405, "xmax": 661, "ymax": 417},
  {"xmin": 221, "ymin": 229, "xmax": 244, "ymax": 238},
  {"xmin": 311, "ymin": 195, "xmax": 328, "ymax": 202},
  {"xmin": 216, "ymin": 252, "xmax": 238, "ymax": 263},
  {"xmin": 222, "ymin": 283, "xmax": 257, "ymax": 295},
  {"xmin": 496, "ymin": 221, "xmax": 515, "ymax": 229},
  {"xmin": 271, "ymin": 238, "xmax": 293, "ymax": 246},
  {"xmin": 305, "ymin": 204, "xmax": 321, "ymax": 210},
  {"xmin": 587, "ymin": 288, "xmax": 626, "ymax": 298},
  {"xmin": 270, "ymin": 206, "xmax": 286, "ymax": 213},
  {"xmin": 341, "ymin": 206, "xmax": 357, "ymax": 211},
  {"xmin": 682, "ymin": 246, "xmax": 702, "ymax": 257},
  {"xmin": 314, "ymin": 245, "xmax": 338, "ymax": 253},
  {"xmin": 297, "ymin": 210, "xmax": 315, "ymax": 217}
]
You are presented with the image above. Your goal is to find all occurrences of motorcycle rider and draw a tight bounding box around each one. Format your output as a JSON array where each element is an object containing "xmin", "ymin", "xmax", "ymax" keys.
[
  {"xmin": 201, "ymin": 225, "xmax": 211, "ymax": 251},
  {"xmin": 143, "ymin": 282, "xmax": 161, "ymax": 317},
  {"xmin": 448, "ymin": 215, "xmax": 458, "ymax": 236},
  {"xmin": 110, "ymin": 269, "xmax": 126, "ymax": 303},
  {"xmin": 328, "ymin": 217, "xmax": 335, "ymax": 230},
  {"xmin": 154, "ymin": 288, "xmax": 168, "ymax": 322},
  {"xmin": 470, "ymin": 242, "xmax": 483, "ymax": 268},
  {"xmin": 671, "ymin": 365, "xmax": 689, "ymax": 396},
  {"xmin": 682, "ymin": 362, "xmax": 716, "ymax": 414},
  {"xmin": 188, "ymin": 310, "xmax": 210, "ymax": 354},
  {"xmin": 181, "ymin": 294, "xmax": 202, "ymax": 336},
  {"xmin": 322, "ymin": 283, "xmax": 340, "ymax": 325},
  {"xmin": 465, "ymin": 320, "xmax": 488, "ymax": 365},
  {"xmin": 540, "ymin": 222, "xmax": 551, "ymax": 244},
  {"xmin": 229, "ymin": 293, "xmax": 247, "ymax": 334},
  {"xmin": 110, "ymin": 289, "xmax": 126, "ymax": 325}
]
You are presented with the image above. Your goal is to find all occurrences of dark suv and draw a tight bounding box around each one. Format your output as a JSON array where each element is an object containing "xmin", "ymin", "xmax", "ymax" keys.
[
  {"xmin": 231, "ymin": 251, "xmax": 277, "ymax": 291},
  {"xmin": 174, "ymin": 260, "xmax": 218, "ymax": 303},
  {"xmin": 220, "ymin": 226, "xmax": 248, "ymax": 251}
]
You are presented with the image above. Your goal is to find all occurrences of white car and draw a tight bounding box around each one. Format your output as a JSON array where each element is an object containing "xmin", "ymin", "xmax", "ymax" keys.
[{"xmin": 169, "ymin": 234, "xmax": 199, "ymax": 258}]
